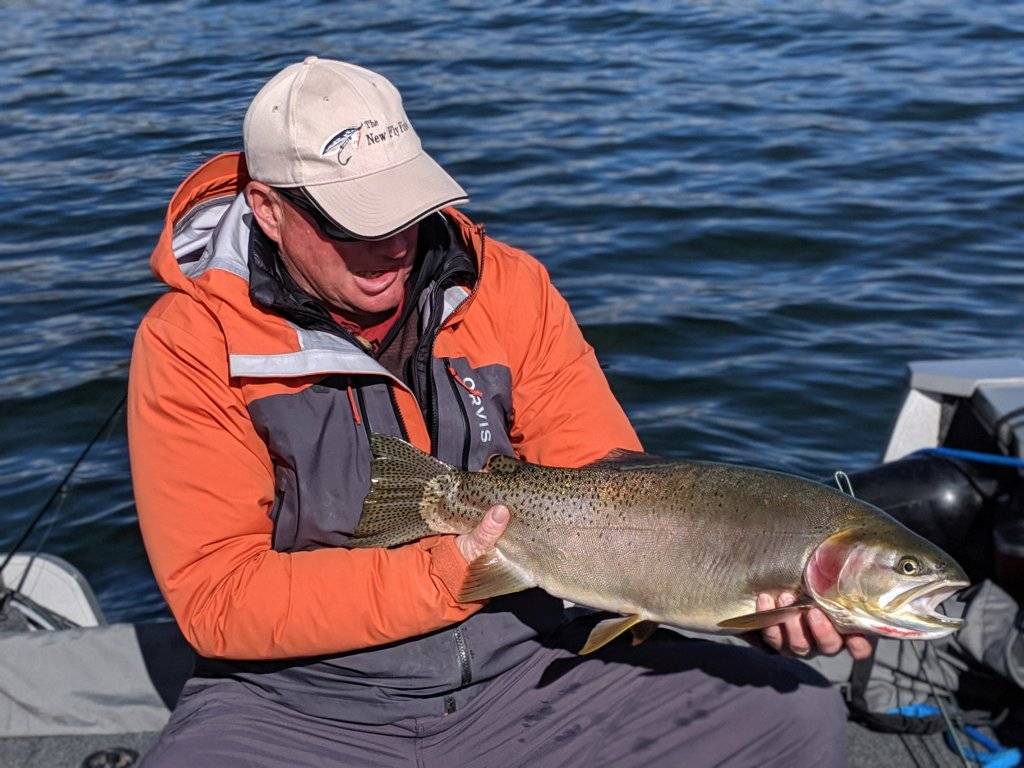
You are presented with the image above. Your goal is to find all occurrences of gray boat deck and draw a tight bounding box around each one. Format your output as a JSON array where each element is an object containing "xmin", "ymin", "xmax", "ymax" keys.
[{"xmin": 0, "ymin": 722, "xmax": 994, "ymax": 767}]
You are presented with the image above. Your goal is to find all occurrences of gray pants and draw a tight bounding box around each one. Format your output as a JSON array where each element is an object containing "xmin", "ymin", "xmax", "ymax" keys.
[{"xmin": 142, "ymin": 628, "xmax": 847, "ymax": 768}]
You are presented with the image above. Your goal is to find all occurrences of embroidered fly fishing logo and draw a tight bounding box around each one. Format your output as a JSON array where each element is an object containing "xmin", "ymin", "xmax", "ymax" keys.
[
  {"xmin": 323, "ymin": 119, "xmax": 412, "ymax": 166},
  {"xmin": 322, "ymin": 126, "xmax": 362, "ymax": 166}
]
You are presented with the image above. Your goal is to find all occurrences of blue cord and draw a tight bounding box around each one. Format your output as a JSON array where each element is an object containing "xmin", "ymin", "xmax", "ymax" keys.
[
  {"xmin": 948, "ymin": 725, "xmax": 1021, "ymax": 767},
  {"xmin": 888, "ymin": 706, "xmax": 1022, "ymax": 767},
  {"xmin": 913, "ymin": 447, "xmax": 1024, "ymax": 469}
]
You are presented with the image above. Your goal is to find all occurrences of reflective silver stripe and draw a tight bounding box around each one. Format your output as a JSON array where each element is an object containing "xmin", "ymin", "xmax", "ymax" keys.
[
  {"xmin": 230, "ymin": 325, "xmax": 415, "ymax": 387},
  {"xmin": 442, "ymin": 285, "xmax": 470, "ymax": 324},
  {"xmin": 229, "ymin": 350, "xmax": 403, "ymax": 385},
  {"xmin": 172, "ymin": 193, "xmax": 251, "ymax": 281}
]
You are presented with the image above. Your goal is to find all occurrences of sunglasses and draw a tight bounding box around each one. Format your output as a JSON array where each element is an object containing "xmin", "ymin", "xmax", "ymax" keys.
[{"xmin": 274, "ymin": 187, "xmax": 363, "ymax": 242}]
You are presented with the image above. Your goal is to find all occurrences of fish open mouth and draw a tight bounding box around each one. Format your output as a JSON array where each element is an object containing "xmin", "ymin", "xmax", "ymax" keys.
[
  {"xmin": 905, "ymin": 580, "xmax": 969, "ymax": 625},
  {"xmin": 870, "ymin": 579, "xmax": 971, "ymax": 638}
]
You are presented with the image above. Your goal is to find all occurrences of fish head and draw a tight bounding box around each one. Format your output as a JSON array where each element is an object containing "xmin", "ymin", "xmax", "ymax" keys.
[{"xmin": 804, "ymin": 524, "xmax": 969, "ymax": 640}]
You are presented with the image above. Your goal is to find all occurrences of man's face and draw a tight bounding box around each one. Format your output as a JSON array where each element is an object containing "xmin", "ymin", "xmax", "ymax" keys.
[{"xmin": 250, "ymin": 184, "xmax": 419, "ymax": 323}]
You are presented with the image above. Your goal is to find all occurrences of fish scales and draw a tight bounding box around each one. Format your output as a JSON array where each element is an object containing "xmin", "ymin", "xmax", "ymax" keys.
[
  {"xmin": 353, "ymin": 435, "xmax": 969, "ymax": 648},
  {"xmin": 454, "ymin": 461, "xmax": 844, "ymax": 624}
]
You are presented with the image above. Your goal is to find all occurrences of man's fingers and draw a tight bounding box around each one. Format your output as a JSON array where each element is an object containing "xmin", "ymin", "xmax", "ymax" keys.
[
  {"xmin": 806, "ymin": 608, "xmax": 843, "ymax": 655},
  {"xmin": 758, "ymin": 593, "xmax": 783, "ymax": 651},
  {"xmin": 779, "ymin": 592, "xmax": 810, "ymax": 655},
  {"xmin": 846, "ymin": 635, "xmax": 873, "ymax": 661},
  {"xmin": 759, "ymin": 594, "xmax": 875, "ymax": 661},
  {"xmin": 475, "ymin": 505, "xmax": 510, "ymax": 547},
  {"xmin": 457, "ymin": 505, "xmax": 510, "ymax": 563}
]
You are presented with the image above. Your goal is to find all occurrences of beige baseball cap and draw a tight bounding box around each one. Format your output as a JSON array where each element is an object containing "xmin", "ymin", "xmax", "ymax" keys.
[{"xmin": 244, "ymin": 56, "xmax": 468, "ymax": 239}]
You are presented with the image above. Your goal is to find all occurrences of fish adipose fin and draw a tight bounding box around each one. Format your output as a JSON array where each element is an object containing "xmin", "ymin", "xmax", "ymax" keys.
[
  {"xmin": 580, "ymin": 615, "xmax": 658, "ymax": 655},
  {"xmin": 350, "ymin": 435, "xmax": 451, "ymax": 548},
  {"xmin": 716, "ymin": 597, "xmax": 815, "ymax": 630},
  {"xmin": 458, "ymin": 549, "xmax": 536, "ymax": 602}
]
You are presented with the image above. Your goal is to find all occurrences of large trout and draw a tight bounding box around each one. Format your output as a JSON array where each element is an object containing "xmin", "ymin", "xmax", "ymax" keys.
[{"xmin": 350, "ymin": 435, "xmax": 969, "ymax": 654}]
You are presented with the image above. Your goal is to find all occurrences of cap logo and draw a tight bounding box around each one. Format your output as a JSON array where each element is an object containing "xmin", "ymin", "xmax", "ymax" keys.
[
  {"xmin": 322, "ymin": 125, "xmax": 363, "ymax": 166},
  {"xmin": 321, "ymin": 117, "xmax": 414, "ymax": 167}
]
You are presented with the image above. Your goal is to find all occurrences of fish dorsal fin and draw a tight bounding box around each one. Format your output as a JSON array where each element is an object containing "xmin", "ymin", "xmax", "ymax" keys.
[
  {"xmin": 484, "ymin": 453, "xmax": 520, "ymax": 474},
  {"xmin": 716, "ymin": 596, "xmax": 815, "ymax": 631},
  {"xmin": 458, "ymin": 549, "xmax": 536, "ymax": 602},
  {"xmin": 580, "ymin": 614, "xmax": 656, "ymax": 655},
  {"xmin": 588, "ymin": 449, "xmax": 672, "ymax": 471}
]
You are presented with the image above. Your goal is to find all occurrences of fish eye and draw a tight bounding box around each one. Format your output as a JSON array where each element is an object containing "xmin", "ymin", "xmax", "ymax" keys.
[{"xmin": 896, "ymin": 556, "xmax": 920, "ymax": 576}]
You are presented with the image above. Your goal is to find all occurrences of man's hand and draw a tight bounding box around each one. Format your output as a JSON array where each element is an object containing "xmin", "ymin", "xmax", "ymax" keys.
[
  {"xmin": 456, "ymin": 505, "xmax": 510, "ymax": 563},
  {"xmin": 757, "ymin": 592, "xmax": 872, "ymax": 660}
]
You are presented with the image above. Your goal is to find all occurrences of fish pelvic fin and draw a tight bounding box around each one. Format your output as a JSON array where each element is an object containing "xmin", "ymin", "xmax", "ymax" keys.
[
  {"xmin": 630, "ymin": 620, "xmax": 659, "ymax": 647},
  {"xmin": 350, "ymin": 435, "xmax": 453, "ymax": 548},
  {"xmin": 458, "ymin": 549, "xmax": 536, "ymax": 602},
  {"xmin": 716, "ymin": 596, "xmax": 815, "ymax": 631},
  {"xmin": 580, "ymin": 615, "xmax": 657, "ymax": 655}
]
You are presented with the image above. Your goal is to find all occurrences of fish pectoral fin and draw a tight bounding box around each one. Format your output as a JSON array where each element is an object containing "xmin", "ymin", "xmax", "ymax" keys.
[
  {"xmin": 717, "ymin": 598, "xmax": 815, "ymax": 631},
  {"xmin": 457, "ymin": 550, "xmax": 535, "ymax": 602},
  {"xmin": 580, "ymin": 614, "xmax": 647, "ymax": 655}
]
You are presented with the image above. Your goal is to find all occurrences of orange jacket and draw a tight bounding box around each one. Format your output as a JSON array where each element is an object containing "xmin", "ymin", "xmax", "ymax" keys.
[{"xmin": 128, "ymin": 152, "xmax": 641, "ymax": 661}]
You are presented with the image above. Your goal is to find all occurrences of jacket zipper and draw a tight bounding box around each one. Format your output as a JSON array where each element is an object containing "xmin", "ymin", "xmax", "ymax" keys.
[
  {"xmin": 436, "ymin": 227, "xmax": 487, "ymax": 694},
  {"xmin": 453, "ymin": 626, "xmax": 472, "ymax": 687},
  {"xmin": 414, "ymin": 229, "xmax": 485, "ymax": 450},
  {"xmin": 442, "ymin": 357, "xmax": 473, "ymax": 469},
  {"xmin": 425, "ymin": 225, "xmax": 488, "ymax": 450},
  {"xmin": 386, "ymin": 386, "xmax": 410, "ymax": 442},
  {"xmin": 353, "ymin": 384, "xmax": 374, "ymax": 443},
  {"xmin": 440, "ymin": 225, "xmax": 486, "ymax": 329},
  {"xmin": 393, "ymin": 225, "xmax": 488, "ymax": 697}
]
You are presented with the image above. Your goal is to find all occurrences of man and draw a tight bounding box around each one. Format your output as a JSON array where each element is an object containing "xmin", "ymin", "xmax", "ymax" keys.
[{"xmin": 129, "ymin": 57, "xmax": 867, "ymax": 767}]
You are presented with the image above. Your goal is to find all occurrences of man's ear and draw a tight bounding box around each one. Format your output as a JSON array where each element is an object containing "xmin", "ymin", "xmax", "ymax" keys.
[{"xmin": 244, "ymin": 181, "xmax": 284, "ymax": 243}]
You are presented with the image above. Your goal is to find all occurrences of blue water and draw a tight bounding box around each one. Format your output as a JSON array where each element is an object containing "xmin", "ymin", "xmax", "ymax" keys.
[{"xmin": 1, "ymin": 1, "xmax": 1022, "ymax": 622}]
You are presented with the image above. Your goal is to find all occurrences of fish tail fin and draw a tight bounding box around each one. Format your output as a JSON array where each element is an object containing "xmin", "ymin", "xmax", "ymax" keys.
[{"xmin": 350, "ymin": 434, "xmax": 455, "ymax": 548}]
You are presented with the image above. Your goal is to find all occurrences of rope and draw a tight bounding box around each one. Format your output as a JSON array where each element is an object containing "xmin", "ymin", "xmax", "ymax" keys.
[
  {"xmin": 0, "ymin": 392, "xmax": 126, "ymax": 614},
  {"xmin": 913, "ymin": 446, "xmax": 1024, "ymax": 468}
]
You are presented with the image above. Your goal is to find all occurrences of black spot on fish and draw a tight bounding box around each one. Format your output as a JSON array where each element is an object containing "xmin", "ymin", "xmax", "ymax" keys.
[{"xmin": 633, "ymin": 736, "xmax": 658, "ymax": 751}]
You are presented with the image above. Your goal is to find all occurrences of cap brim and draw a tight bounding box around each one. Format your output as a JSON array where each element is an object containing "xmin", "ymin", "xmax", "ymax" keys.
[{"xmin": 304, "ymin": 152, "xmax": 468, "ymax": 240}]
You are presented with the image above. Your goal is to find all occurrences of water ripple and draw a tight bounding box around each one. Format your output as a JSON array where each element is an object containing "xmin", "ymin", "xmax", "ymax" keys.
[{"xmin": 1, "ymin": 0, "xmax": 1023, "ymax": 620}]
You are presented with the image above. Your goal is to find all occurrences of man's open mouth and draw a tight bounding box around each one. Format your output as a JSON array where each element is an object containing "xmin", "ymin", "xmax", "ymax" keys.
[{"xmin": 355, "ymin": 268, "xmax": 399, "ymax": 279}]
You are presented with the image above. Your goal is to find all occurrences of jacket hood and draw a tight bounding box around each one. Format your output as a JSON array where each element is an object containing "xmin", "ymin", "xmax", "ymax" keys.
[{"xmin": 148, "ymin": 152, "xmax": 486, "ymax": 385}]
